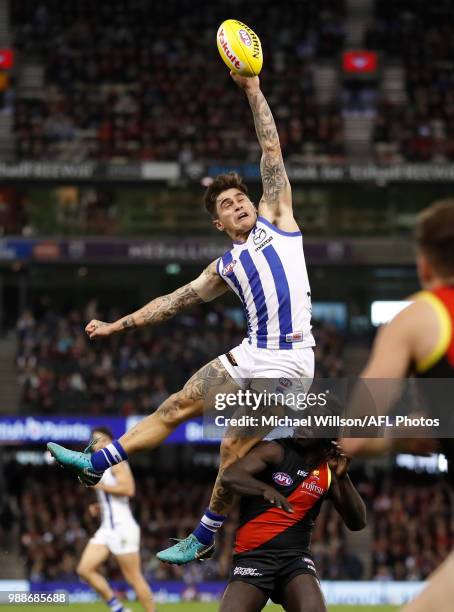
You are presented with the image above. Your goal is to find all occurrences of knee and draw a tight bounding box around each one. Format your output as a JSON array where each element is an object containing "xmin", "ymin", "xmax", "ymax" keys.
[
  {"xmin": 219, "ymin": 437, "xmax": 242, "ymax": 467},
  {"xmin": 76, "ymin": 564, "xmax": 90, "ymax": 581},
  {"xmin": 155, "ymin": 392, "xmax": 199, "ymax": 427}
]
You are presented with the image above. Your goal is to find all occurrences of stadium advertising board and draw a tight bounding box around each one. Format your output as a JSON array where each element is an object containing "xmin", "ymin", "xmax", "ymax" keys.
[
  {"xmin": 0, "ymin": 579, "xmax": 425, "ymax": 605},
  {"xmin": 0, "ymin": 416, "xmax": 207, "ymax": 444},
  {"xmin": 1, "ymin": 161, "xmax": 454, "ymax": 183}
]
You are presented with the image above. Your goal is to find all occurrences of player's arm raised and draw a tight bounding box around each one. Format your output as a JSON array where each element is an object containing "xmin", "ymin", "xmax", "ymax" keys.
[
  {"xmin": 221, "ymin": 441, "xmax": 294, "ymax": 512},
  {"xmin": 328, "ymin": 443, "xmax": 367, "ymax": 531},
  {"xmin": 231, "ymin": 73, "xmax": 296, "ymax": 230},
  {"xmin": 85, "ymin": 259, "xmax": 229, "ymax": 338}
]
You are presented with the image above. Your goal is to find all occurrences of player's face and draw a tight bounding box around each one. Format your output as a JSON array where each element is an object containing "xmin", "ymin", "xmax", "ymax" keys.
[
  {"xmin": 91, "ymin": 431, "xmax": 112, "ymax": 452},
  {"xmin": 213, "ymin": 188, "xmax": 257, "ymax": 235}
]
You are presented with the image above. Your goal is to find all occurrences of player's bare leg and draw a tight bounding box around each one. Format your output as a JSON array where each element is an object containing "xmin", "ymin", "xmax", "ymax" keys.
[
  {"xmin": 209, "ymin": 434, "xmax": 265, "ymax": 514},
  {"xmin": 219, "ymin": 581, "xmax": 269, "ymax": 612},
  {"xmin": 77, "ymin": 543, "xmax": 126, "ymax": 610},
  {"xmin": 281, "ymin": 574, "xmax": 327, "ymax": 612},
  {"xmin": 116, "ymin": 553, "xmax": 155, "ymax": 612},
  {"xmin": 47, "ymin": 357, "xmax": 238, "ymax": 485},
  {"xmin": 157, "ymin": 398, "xmax": 278, "ymax": 564},
  {"xmin": 119, "ymin": 358, "xmax": 235, "ymax": 454},
  {"xmin": 401, "ymin": 551, "xmax": 454, "ymax": 612}
]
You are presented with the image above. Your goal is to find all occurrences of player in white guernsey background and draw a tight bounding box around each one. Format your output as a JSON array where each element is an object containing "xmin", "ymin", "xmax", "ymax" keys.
[
  {"xmin": 48, "ymin": 72, "xmax": 315, "ymax": 564},
  {"xmin": 77, "ymin": 428, "xmax": 155, "ymax": 612}
]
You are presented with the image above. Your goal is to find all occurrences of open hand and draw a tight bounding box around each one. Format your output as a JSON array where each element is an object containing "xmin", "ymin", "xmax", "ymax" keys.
[
  {"xmin": 85, "ymin": 319, "xmax": 114, "ymax": 339},
  {"xmin": 263, "ymin": 486, "xmax": 294, "ymax": 513},
  {"xmin": 230, "ymin": 71, "xmax": 260, "ymax": 93}
]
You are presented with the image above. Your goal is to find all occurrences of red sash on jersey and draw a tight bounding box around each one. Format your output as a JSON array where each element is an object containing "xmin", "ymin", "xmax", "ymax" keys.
[{"xmin": 234, "ymin": 462, "xmax": 330, "ymax": 554}]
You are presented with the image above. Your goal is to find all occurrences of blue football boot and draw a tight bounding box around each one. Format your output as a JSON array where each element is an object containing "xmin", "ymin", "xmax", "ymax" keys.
[
  {"xmin": 156, "ymin": 534, "xmax": 215, "ymax": 565},
  {"xmin": 47, "ymin": 441, "xmax": 103, "ymax": 486}
]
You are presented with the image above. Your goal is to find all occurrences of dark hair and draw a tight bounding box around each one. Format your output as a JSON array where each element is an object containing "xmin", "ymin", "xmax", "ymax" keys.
[
  {"xmin": 91, "ymin": 426, "xmax": 113, "ymax": 440},
  {"xmin": 204, "ymin": 172, "xmax": 249, "ymax": 217},
  {"xmin": 416, "ymin": 199, "xmax": 454, "ymax": 277}
]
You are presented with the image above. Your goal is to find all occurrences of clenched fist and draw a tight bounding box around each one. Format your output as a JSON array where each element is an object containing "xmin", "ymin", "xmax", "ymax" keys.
[{"xmin": 85, "ymin": 319, "xmax": 114, "ymax": 339}]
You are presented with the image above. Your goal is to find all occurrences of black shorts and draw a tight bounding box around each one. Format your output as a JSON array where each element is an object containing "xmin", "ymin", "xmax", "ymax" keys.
[{"xmin": 229, "ymin": 548, "xmax": 319, "ymax": 604}]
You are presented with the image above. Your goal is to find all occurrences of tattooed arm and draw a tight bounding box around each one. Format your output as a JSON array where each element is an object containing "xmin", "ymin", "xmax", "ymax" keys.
[
  {"xmin": 85, "ymin": 259, "xmax": 229, "ymax": 339},
  {"xmin": 231, "ymin": 73, "xmax": 298, "ymax": 231}
]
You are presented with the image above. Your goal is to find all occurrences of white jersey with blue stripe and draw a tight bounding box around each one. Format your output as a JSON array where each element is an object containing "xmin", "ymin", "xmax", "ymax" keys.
[
  {"xmin": 96, "ymin": 467, "xmax": 136, "ymax": 530},
  {"xmin": 217, "ymin": 216, "xmax": 315, "ymax": 350}
]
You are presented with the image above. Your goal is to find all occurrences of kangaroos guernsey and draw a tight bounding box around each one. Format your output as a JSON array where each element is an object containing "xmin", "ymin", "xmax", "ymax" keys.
[
  {"xmin": 217, "ymin": 216, "xmax": 315, "ymax": 350},
  {"xmin": 234, "ymin": 439, "xmax": 331, "ymax": 554},
  {"xmin": 96, "ymin": 467, "xmax": 137, "ymax": 530}
]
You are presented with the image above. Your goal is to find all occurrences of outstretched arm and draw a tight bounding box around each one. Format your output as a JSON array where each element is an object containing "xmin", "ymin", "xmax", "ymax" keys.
[
  {"xmin": 231, "ymin": 73, "xmax": 295, "ymax": 227},
  {"xmin": 86, "ymin": 259, "xmax": 228, "ymax": 338}
]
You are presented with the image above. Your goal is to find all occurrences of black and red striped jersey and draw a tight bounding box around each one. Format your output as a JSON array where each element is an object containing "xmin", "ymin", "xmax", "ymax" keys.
[{"xmin": 234, "ymin": 439, "xmax": 331, "ymax": 554}]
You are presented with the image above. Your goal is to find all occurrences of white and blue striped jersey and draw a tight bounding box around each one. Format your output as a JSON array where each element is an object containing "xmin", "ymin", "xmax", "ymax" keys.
[
  {"xmin": 96, "ymin": 467, "xmax": 137, "ymax": 530},
  {"xmin": 217, "ymin": 216, "xmax": 315, "ymax": 350}
]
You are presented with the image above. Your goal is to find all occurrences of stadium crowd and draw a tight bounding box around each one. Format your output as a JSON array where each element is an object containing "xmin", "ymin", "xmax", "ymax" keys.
[
  {"xmin": 8, "ymin": 461, "xmax": 450, "ymax": 584},
  {"xmin": 369, "ymin": 0, "xmax": 454, "ymax": 162},
  {"xmin": 16, "ymin": 302, "xmax": 344, "ymax": 414},
  {"xmin": 371, "ymin": 471, "xmax": 452, "ymax": 581},
  {"xmin": 12, "ymin": 0, "xmax": 345, "ymax": 163}
]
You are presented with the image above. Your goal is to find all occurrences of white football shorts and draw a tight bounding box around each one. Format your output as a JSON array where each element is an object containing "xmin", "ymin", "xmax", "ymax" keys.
[
  {"xmin": 90, "ymin": 521, "xmax": 140, "ymax": 556},
  {"xmin": 219, "ymin": 339, "xmax": 315, "ymax": 402}
]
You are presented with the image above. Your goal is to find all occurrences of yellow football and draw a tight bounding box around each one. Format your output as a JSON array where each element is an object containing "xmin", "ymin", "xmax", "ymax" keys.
[{"xmin": 216, "ymin": 19, "xmax": 263, "ymax": 77}]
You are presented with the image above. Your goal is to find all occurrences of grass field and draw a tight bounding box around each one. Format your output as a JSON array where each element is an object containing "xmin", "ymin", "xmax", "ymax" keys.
[{"xmin": 0, "ymin": 605, "xmax": 399, "ymax": 611}]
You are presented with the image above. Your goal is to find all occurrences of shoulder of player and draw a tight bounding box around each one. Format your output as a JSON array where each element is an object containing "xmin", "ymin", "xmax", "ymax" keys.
[
  {"xmin": 383, "ymin": 295, "xmax": 436, "ymax": 335},
  {"xmin": 255, "ymin": 209, "xmax": 301, "ymax": 235},
  {"xmin": 254, "ymin": 440, "xmax": 285, "ymax": 464}
]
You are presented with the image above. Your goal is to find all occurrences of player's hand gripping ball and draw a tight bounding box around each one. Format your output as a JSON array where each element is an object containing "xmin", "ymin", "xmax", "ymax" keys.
[{"xmin": 216, "ymin": 19, "xmax": 263, "ymax": 77}]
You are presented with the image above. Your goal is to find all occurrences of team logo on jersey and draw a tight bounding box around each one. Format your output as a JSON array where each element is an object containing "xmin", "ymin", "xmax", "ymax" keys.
[
  {"xmin": 223, "ymin": 260, "xmax": 237, "ymax": 276},
  {"xmin": 272, "ymin": 472, "xmax": 293, "ymax": 486},
  {"xmin": 312, "ymin": 470, "xmax": 320, "ymax": 478},
  {"xmin": 253, "ymin": 228, "xmax": 267, "ymax": 245},
  {"xmin": 297, "ymin": 469, "xmax": 309, "ymax": 477}
]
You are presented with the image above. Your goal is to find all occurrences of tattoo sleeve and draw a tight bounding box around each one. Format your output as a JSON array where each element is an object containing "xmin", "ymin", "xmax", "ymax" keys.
[
  {"xmin": 119, "ymin": 283, "xmax": 204, "ymax": 331},
  {"xmin": 209, "ymin": 468, "xmax": 236, "ymax": 515},
  {"xmin": 247, "ymin": 89, "xmax": 289, "ymax": 206}
]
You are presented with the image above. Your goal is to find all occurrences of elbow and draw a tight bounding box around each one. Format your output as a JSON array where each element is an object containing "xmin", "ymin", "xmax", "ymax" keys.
[{"xmin": 347, "ymin": 512, "xmax": 367, "ymax": 531}]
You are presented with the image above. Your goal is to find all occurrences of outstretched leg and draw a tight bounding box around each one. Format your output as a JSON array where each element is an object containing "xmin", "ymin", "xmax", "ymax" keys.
[
  {"xmin": 119, "ymin": 358, "xmax": 234, "ymax": 454},
  {"xmin": 47, "ymin": 358, "xmax": 237, "ymax": 484}
]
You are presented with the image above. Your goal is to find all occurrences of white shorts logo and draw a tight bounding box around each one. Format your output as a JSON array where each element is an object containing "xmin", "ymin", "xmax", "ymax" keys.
[{"xmin": 234, "ymin": 566, "xmax": 263, "ymax": 576}]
